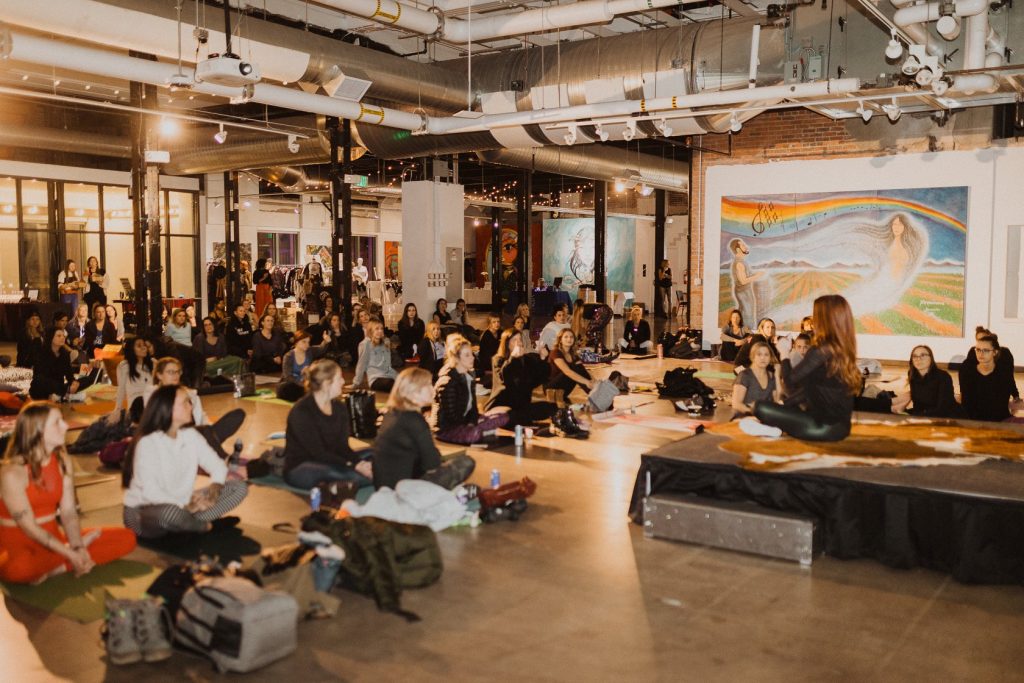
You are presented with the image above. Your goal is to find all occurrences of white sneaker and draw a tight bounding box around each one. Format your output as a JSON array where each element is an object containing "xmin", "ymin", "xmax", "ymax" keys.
[
  {"xmin": 475, "ymin": 384, "xmax": 490, "ymax": 396},
  {"xmin": 739, "ymin": 417, "xmax": 783, "ymax": 438}
]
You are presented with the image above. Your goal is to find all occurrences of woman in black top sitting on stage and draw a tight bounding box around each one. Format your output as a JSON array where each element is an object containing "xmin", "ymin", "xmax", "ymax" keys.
[
  {"xmin": 753, "ymin": 295, "xmax": 861, "ymax": 441},
  {"xmin": 958, "ymin": 333, "xmax": 1023, "ymax": 422},
  {"xmin": 892, "ymin": 345, "xmax": 959, "ymax": 418},
  {"xmin": 397, "ymin": 303, "xmax": 425, "ymax": 359},
  {"xmin": 373, "ymin": 367, "xmax": 475, "ymax": 490},
  {"xmin": 960, "ymin": 326, "xmax": 1019, "ymax": 403}
]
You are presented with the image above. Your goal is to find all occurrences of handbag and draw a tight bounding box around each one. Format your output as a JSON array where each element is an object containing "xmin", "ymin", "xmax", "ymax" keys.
[
  {"xmin": 235, "ymin": 372, "xmax": 257, "ymax": 397},
  {"xmin": 346, "ymin": 390, "xmax": 379, "ymax": 438}
]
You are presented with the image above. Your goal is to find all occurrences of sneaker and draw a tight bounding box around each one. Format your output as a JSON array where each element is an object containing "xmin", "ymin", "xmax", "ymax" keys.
[
  {"xmin": 103, "ymin": 599, "xmax": 142, "ymax": 665},
  {"xmin": 132, "ymin": 597, "xmax": 172, "ymax": 663},
  {"xmin": 475, "ymin": 384, "xmax": 490, "ymax": 396}
]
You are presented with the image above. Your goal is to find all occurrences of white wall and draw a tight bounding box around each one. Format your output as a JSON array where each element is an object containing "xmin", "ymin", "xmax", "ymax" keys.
[
  {"xmin": 702, "ymin": 149, "xmax": 1023, "ymax": 362},
  {"xmin": 400, "ymin": 181, "xmax": 464, "ymax": 313}
]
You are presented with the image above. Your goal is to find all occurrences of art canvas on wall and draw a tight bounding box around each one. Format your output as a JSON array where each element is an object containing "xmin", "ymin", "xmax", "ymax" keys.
[
  {"xmin": 212, "ymin": 242, "xmax": 252, "ymax": 264},
  {"xmin": 384, "ymin": 240, "xmax": 402, "ymax": 280},
  {"xmin": 719, "ymin": 187, "xmax": 968, "ymax": 336},
  {"xmin": 542, "ymin": 217, "xmax": 635, "ymax": 297}
]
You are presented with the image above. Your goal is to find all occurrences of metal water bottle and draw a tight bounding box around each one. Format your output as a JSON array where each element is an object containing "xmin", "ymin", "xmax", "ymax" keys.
[{"xmin": 309, "ymin": 486, "xmax": 322, "ymax": 512}]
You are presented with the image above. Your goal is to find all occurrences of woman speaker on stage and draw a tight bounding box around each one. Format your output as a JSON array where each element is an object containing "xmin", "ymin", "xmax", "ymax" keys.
[{"xmin": 753, "ymin": 294, "xmax": 861, "ymax": 441}]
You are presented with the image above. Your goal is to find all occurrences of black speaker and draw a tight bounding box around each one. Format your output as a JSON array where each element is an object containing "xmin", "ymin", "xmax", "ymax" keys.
[{"xmin": 993, "ymin": 102, "xmax": 1024, "ymax": 140}]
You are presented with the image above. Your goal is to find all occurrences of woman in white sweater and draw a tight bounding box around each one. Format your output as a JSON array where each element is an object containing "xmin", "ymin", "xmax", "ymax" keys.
[
  {"xmin": 111, "ymin": 336, "xmax": 154, "ymax": 422},
  {"xmin": 122, "ymin": 385, "xmax": 248, "ymax": 538}
]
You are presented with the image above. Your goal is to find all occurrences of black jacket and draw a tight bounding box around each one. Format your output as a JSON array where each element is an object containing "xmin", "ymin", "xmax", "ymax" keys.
[
  {"xmin": 487, "ymin": 353, "xmax": 550, "ymax": 411},
  {"xmin": 283, "ymin": 394, "xmax": 357, "ymax": 473},
  {"xmin": 477, "ymin": 329, "xmax": 500, "ymax": 374},
  {"xmin": 781, "ymin": 346, "xmax": 853, "ymax": 426},
  {"xmin": 908, "ymin": 368, "xmax": 960, "ymax": 418},
  {"xmin": 397, "ymin": 318, "xmax": 425, "ymax": 358},
  {"xmin": 419, "ymin": 337, "xmax": 444, "ymax": 378},
  {"xmin": 225, "ymin": 315, "xmax": 254, "ymax": 358},
  {"xmin": 372, "ymin": 409, "xmax": 442, "ymax": 489},
  {"xmin": 16, "ymin": 333, "xmax": 44, "ymax": 369},
  {"xmin": 29, "ymin": 347, "xmax": 77, "ymax": 399},
  {"xmin": 434, "ymin": 367, "xmax": 478, "ymax": 432},
  {"xmin": 622, "ymin": 319, "xmax": 652, "ymax": 352},
  {"xmin": 83, "ymin": 321, "xmax": 118, "ymax": 356}
]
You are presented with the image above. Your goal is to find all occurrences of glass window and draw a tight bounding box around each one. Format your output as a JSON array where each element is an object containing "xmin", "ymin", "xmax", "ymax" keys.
[
  {"xmin": 167, "ymin": 236, "xmax": 197, "ymax": 297},
  {"xmin": 166, "ymin": 192, "xmax": 195, "ymax": 235},
  {"xmin": 20, "ymin": 229, "xmax": 53, "ymax": 294},
  {"xmin": 65, "ymin": 231, "xmax": 104, "ymax": 275},
  {"xmin": 21, "ymin": 180, "xmax": 49, "ymax": 231},
  {"xmin": 64, "ymin": 183, "xmax": 100, "ymax": 232},
  {"xmin": 0, "ymin": 231, "xmax": 19, "ymax": 293},
  {"xmin": 103, "ymin": 186, "xmax": 132, "ymax": 233},
  {"xmin": 104, "ymin": 234, "xmax": 135, "ymax": 303},
  {"xmin": 0, "ymin": 178, "xmax": 16, "ymax": 230},
  {"xmin": 257, "ymin": 231, "xmax": 298, "ymax": 265}
]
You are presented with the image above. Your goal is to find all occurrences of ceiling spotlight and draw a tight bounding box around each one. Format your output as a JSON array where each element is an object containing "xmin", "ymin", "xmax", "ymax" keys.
[
  {"xmin": 287, "ymin": 134, "xmax": 300, "ymax": 154},
  {"xmin": 595, "ymin": 124, "xmax": 609, "ymax": 142},
  {"xmin": 158, "ymin": 117, "xmax": 178, "ymax": 137},
  {"xmin": 614, "ymin": 178, "xmax": 627, "ymax": 193},
  {"xmin": 213, "ymin": 124, "xmax": 228, "ymax": 144},
  {"xmin": 857, "ymin": 102, "xmax": 873, "ymax": 122},
  {"xmin": 638, "ymin": 183, "xmax": 655, "ymax": 197},
  {"xmin": 563, "ymin": 123, "xmax": 577, "ymax": 146},
  {"xmin": 729, "ymin": 113, "xmax": 742, "ymax": 133},
  {"xmin": 885, "ymin": 28, "xmax": 903, "ymax": 60},
  {"xmin": 931, "ymin": 77, "xmax": 951, "ymax": 96},
  {"xmin": 657, "ymin": 118, "xmax": 673, "ymax": 137},
  {"xmin": 622, "ymin": 119, "xmax": 637, "ymax": 142},
  {"xmin": 884, "ymin": 97, "xmax": 902, "ymax": 122}
]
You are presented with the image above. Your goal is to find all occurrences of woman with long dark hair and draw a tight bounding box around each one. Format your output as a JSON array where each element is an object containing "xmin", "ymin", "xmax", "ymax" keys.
[
  {"xmin": 251, "ymin": 313, "xmax": 289, "ymax": 374},
  {"xmin": 16, "ymin": 311, "xmax": 44, "ymax": 369},
  {"xmin": 719, "ymin": 309, "xmax": 750, "ymax": 362},
  {"xmin": 112, "ymin": 335, "xmax": 154, "ymax": 420},
  {"xmin": 959, "ymin": 333, "xmax": 1023, "ymax": 422},
  {"xmin": 105, "ymin": 304, "xmax": 125, "ymax": 343},
  {"xmin": 753, "ymin": 294, "xmax": 861, "ymax": 441},
  {"xmin": 193, "ymin": 316, "xmax": 245, "ymax": 378},
  {"xmin": 29, "ymin": 328, "xmax": 82, "ymax": 400},
  {"xmin": 83, "ymin": 256, "xmax": 109, "ymax": 311},
  {"xmin": 122, "ymin": 385, "xmax": 248, "ymax": 538},
  {"xmin": 252, "ymin": 258, "xmax": 274, "ymax": 321},
  {"xmin": 397, "ymin": 303, "xmax": 425, "ymax": 359},
  {"xmin": 891, "ymin": 345, "xmax": 959, "ymax": 418},
  {"xmin": 0, "ymin": 402, "xmax": 135, "ymax": 583},
  {"xmin": 487, "ymin": 328, "xmax": 555, "ymax": 426},
  {"xmin": 83, "ymin": 303, "xmax": 118, "ymax": 358}
]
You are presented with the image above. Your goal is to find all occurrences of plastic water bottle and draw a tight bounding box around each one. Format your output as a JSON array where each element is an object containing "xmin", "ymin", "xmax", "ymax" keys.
[
  {"xmin": 490, "ymin": 469, "xmax": 501, "ymax": 489},
  {"xmin": 514, "ymin": 425, "xmax": 524, "ymax": 447},
  {"xmin": 657, "ymin": 343, "xmax": 664, "ymax": 359},
  {"xmin": 309, "ymin": 486, "xmax": 322, "ymax": 512}
]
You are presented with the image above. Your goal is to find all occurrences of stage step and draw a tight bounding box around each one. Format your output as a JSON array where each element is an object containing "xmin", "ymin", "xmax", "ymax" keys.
[{"xmin": 643, "ymin": 494, "xmax": 817, "ymax": 566}]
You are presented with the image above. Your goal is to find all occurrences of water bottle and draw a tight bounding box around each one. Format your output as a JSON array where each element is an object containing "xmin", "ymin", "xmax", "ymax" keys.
[
  {"xmin": 232, "ymin": 375, "xmax": 241, "ymax": 398},
  {"xmin": 514, "ymin": 425, "xmax": 524, "ymax": 447},
  {"xmin": 490, "ymin": 469, "xmax": 501, "ymax": 489},
  {"xmin": 310, "ymin": 486, "xmax": 322, "ymax": 512},
  {"xmin": 657, "ymin": 343, "xmax": 664, "ymax": 360}
]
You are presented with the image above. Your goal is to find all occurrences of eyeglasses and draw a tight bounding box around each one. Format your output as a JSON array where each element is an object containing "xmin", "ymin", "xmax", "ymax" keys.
[
  {"xmin": 974, "ymin": 347, "xmax": 994, "ymax": 355},
  {"xmin": 911, "ymin": 353, "xmax": 931, "ymax": 359}
]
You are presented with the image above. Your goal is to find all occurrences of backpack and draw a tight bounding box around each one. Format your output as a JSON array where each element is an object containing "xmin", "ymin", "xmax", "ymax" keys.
[
  {"xmin": 98, "ymin": 437, "xmax": 132, "ymax": 469},
  {"xmin": 301, "ymin": 512, "xmax": 442, "ymax": 621},
  {"xmin": 656, "ymin": 367, "xmax": 716, "ymax": 412},
  {"xmin": 346, "ymin": 390, "xmax": 379, "ymax": 439},
  {"xmin": 246, "ymin": 446, "xmax": 287, "ymax": 479},
  {"xmin": 175, "ymin": 576, "xmax": 298, "ymax": 674}
]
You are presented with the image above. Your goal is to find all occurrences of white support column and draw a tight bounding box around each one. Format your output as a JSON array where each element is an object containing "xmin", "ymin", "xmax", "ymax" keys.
[{"xmin": 401, "ymin": 181, "xmax": 465, "ymax": 315}]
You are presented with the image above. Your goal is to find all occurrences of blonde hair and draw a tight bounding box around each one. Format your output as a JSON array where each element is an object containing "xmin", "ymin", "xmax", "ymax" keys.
[
  {"xmin": 365, "ymin": 320, "xmax": 386, "ymax": 346},
  {"xmin": 445, "ymin": 334, "xmax": 472, "ymax": 363},
  {"xmin": 2, "ymin": 401, "xmax": 65, "ymax": 482},
  {"xmin": 304, "ymin": 358, "xmax": 341, "ymax": 392},
  {"xmin": 387, "ymin": 367, "xmax": 433, "ymax": 411},
  {"xmin": 424, "ymin": 320, "xmax": 440, "ymax": 339},
  {"xmin": 628, "ymin": 305, "xmax": 643, "ymax": 323}
]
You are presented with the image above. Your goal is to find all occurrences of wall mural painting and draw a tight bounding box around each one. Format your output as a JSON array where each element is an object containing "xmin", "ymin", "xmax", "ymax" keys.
[
  {"xmin": 384, "ymin": 240, "xmax": 402, "ymax": 280},
  {"xmin": 212, "ymin": 242, "xmax": 252, "ymax": 265},
  {"xmin": 542, "ymin": 217, "xmax": 635, "ymax": 298},
  {"xmin": 719, "ymin": 187, "xmax": 968, "ymax": 336}
]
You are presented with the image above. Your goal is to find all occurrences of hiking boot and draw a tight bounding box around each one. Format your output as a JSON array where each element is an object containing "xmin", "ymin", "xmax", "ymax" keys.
[
  {"xmin": 132, "ymin": 597, "xmax": 172, "ymax": 663},
  {"xmin": 103, "ymin": 599, "xmax": 142, "ymax": 665}
]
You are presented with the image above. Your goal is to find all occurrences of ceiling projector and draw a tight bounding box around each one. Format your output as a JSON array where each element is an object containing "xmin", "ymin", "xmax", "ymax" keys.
[{"xmin": 195, "ymin": 54, "xmax": 261, "ymax": 88}]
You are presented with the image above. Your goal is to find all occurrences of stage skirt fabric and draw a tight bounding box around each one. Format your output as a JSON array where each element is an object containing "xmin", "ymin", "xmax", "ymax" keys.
[{"xmin": 630, "ymin": 455, "xmax": 1024, "ymax": 585}]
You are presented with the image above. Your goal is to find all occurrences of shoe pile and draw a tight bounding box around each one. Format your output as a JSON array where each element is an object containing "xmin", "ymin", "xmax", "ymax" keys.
[
  {"xmin": 550, "ymin": 407, "xmax": 589, "ymax": 439},
  {"xmin": 103, "ymin": 597, "xmax": 173, "ymax": 665},
  {"xmin": 478, "ymin": 477, "xmax": 536, "ymax": 523}
]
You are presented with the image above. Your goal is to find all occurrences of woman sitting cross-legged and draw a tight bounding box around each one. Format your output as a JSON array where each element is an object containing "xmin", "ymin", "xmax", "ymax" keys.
[
  {"xmin": 143, "ymin": 357, "xmax": 246, "ymax": 458},
  {"xmin": 111, "ymin": 335, "xmax": 154, "ymax": 422},
  {"xmin": 319, "ymin": 312, "xmax": 352, "ymax": 367},
  {"xmin": 352, "ymin": 319, "xmax": 398, "ymax": 392},
  {"xmin": 418, "ymin": 321, "xmax": 446, "ymax": 380},
  {"xmin": 250, "ymin": 313, "xmax": 289, "ymax": 375},
  {"xmin": 193, "ymin": 316, "xmax": 245, "ymax": 379},
  {"xmin": 373, "ymin": 367, "xmax": 475, "ymax": 490},
  {"xmin": 122, "ymin": 385, "xmax": 248, "ymax": 539},
  {"xmin": 433, "ymin": 335, "xmax": 509, "ymax": 444},
  {"xmin": 487, "ymin": 329, "xmax": 556, "ymax": 427},
  {"xmin": 753, "ymin": 294, "xmax": 861, "ymax": 441},
  {"xmin": 283, "ymin": 359, "xmax": 373, "ymax": 490},
  {"xmin": 397, "ymin": 303, "xmax": 425, "ymax": 359},
  {"xmin": 29, "ymin": 327, "xmax": 91, "ymax": 401},
  {"xmin": 958, "ymin": 333, "xmax": 1024, "ymax": 422},
  {"xmin": 0, "ymin": 402, "xmax": 136, "ymax": 583},
  {"xmin": 890, "ymin": 345, "xmax": 960, "ymax": 418},
  {"xmin": 545, "ymin": 329, "xmax": 593, "ymax": 405},
  {"xmin": 277, "ymin": 329, "xmax": 331, "ymax": 402},
  {"xmin": 731, "ymin": 341, "xmax": 780, "ymax": 416},
  {"xmin": 619, "ymin": 305, "xmax": 653, "ymax": 354}
]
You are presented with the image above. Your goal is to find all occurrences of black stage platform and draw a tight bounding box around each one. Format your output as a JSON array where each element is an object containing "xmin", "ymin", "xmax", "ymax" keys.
[{"xmin": 629, "ymin": 417, "xmax": 1024, "ymax": 585}]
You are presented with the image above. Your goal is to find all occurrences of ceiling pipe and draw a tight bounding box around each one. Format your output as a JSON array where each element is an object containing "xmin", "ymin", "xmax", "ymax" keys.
[
  {"xmin": 316, "ymin": 0, "xmax": 699, "ymax": 44},
  {"xmin": 1, "ymin": 0, "xmax": 466, "ymax": 110},
  {"xmin": 247, "ymin": 167, "xmax": 310, "ymax": 193},
  {"xmin": 477, "ymin": 146, "xmax": 689, "ymax": 192},
  {"xmin": 0, "ymin": 122, "xmax": 130, "ymax": 157}
]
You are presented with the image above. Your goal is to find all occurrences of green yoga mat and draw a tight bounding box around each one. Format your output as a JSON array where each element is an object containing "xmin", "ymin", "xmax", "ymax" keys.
[
  {"xmin": 1, "ymin": 560, "xmax": 161, "ymax": 624},
  {"xmin": 241, "ymin": 389, "xmax": 295, "ymax": 407},
  {"xmin": 695, "ymin": 370, "xmax": 738, "ymax": 381}
]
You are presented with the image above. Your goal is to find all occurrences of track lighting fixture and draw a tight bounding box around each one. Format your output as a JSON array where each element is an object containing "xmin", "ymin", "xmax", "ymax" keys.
[
  {"xmin": 885, "ymin": 28, "xmax": 903, "ymax": 60},
  {"xmin": 657, "ymin": 118, "xmax": 673, "ymax": 137},
  {"xmin": 213, "ymin": 124, "xmax": 228, "ymax": 144},
  {"xmin": 622, "ymin": 119, "xmax": 637, "ymax": 142},
  {"xmin": 884, "ymin": 97, "xmax": 902, "ymax": 122},
  {"xmin": 287, "ymin": 134, "xmax": 299, "ymax": 154},
  {"xmin": 857, "ymin": 101, "xmax": 873, "ymax": 122},
  {"xmin": 563, "ymin": 123, "xmax": 577, "ymax": 146},
  {"xmin": 729, "ymin": 113, "xmax": 742, "ymax": 133},
  {"xmin": 595, "ymin": 124, "xmax": 609, "ymax": 142}
]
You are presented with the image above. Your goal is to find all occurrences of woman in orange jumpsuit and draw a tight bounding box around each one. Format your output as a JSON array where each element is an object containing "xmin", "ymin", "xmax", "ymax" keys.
[{"xmin": 0, "ymin": 402, "xmax": 136, "ymax": 584}]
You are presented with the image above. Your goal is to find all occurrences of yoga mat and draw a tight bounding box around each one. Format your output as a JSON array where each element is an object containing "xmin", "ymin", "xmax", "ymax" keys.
[
  {"xmin": 248, "ymin": 475, "xmax": 375, "ymax": 504},
  {"xmin": 695, "ymin": 370, "xmax": 738, "ymax": 381},
  {"xmin": 73, "ymin": 401, "xmax": 116, "ymax": 416},
  {"xmin": 1, "ymin": 560, "xmax": 161, "ymax": 624},
  {"xmin": 136, "ymin": 519, "xmax": 263, "ymax": 563},
  {"xmin": 241, "ymin": 389, "xmax": 295, "ymax": 407}
]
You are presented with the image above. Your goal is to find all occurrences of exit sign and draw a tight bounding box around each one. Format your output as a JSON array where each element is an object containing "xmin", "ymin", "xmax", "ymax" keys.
[{"xmin": 344, "ymin": 174, "xmax": 368, "ymax": 187}]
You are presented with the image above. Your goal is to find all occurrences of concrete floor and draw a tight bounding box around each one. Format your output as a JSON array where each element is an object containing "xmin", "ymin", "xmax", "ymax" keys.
[{"xmin": 2, "ymin": 319, "xmax": 1024, "ymax": 682}]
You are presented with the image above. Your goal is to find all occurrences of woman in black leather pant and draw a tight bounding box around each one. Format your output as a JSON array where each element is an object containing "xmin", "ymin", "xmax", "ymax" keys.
[{"xmin": 753, "ymin": 295, "xmax": 862, "ymax": 442}]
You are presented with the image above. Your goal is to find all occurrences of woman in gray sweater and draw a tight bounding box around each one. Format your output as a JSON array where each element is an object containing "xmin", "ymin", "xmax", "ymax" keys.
[{"xmin": 353, "ymin": 320, "xmax": 398, "ymax": 391}]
